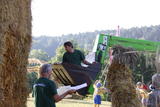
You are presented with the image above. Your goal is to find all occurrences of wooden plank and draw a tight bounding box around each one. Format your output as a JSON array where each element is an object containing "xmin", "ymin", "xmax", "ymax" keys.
[
  {"xmin": 52, "ymin": 68, "xmax": 66, "ymax": 84},
  {"xmin": 54, "ymin": 68, "xmax": 69, "ymax": 84},
  {"xmin": 59, "ymin": 68, "xmax": 74, "ymax": 85},
  {"xmin": 52, "ymin": 64, "xmax": 75, "ymax": 85}
]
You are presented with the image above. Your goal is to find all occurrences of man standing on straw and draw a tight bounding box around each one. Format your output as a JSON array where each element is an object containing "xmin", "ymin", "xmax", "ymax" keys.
[{"xmin": 33, "ymin": 64, "xmax": 75, "ymax": 107}]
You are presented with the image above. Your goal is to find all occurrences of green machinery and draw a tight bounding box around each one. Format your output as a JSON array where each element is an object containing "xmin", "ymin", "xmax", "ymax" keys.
[
  {"xmin": 88, "ymin": 34, "xmax": 160, "ymax": 94},
  {"xmin": 95, "ymin": 34, "xmax": 160, "ymax": 65}
]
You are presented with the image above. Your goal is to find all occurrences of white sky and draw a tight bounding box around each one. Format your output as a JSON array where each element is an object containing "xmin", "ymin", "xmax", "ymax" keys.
[{"xmin": 32, "ymin": 0, "xmax": 160, "ymax": 37}]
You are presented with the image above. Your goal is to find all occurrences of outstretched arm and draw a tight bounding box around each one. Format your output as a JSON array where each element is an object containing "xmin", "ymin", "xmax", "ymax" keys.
[
  {"xmin": 53, "ymin": 90, "xmax": 75, "ymax": 102},
  {"xmin": 93, "ymin": 80, "xmax": 99, "ymax": 88}
]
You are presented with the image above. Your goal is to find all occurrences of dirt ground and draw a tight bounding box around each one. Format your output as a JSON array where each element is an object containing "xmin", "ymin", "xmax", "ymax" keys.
[{"xmin": 27, "ymin": 97, "xmax": 111, "ymax": 107}]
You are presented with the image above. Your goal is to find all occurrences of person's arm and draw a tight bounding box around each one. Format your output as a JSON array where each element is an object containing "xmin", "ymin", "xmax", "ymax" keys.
[
  {"xmin": 93, "ymin": 80, "xmax": 99, "ymax": 88},
  {"xmin": 94, "ymin": 80, "xmax": 99, "ymax": 85},
  {"xmin": 50, "ymin": 81, "xmax": 75, "ymax": 103},
  {"xmin": 83, "ymin": 60, "xmax": 97, "ymax": 65},
  {"xmin": 53, "ymin": 90, "xmax": 75, "ymax": 102},
  {"xmin": 83, "ymin": 60, "xmax": 92, "ymax": 65},
  {"xmin": 78, "ymin": 50, "xmax": 94, "ymax": 65}
]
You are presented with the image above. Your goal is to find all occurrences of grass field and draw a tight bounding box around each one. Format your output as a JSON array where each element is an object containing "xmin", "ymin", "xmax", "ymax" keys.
[{"xmin": 27, "ymin": 98, "xmax": 111, "ymax": 107}]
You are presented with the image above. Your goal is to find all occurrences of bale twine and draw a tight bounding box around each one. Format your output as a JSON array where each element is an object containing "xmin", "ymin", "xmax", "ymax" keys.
[{"xmin": 0, "ymin": 0, "xmax": 32, "ymax": 107}]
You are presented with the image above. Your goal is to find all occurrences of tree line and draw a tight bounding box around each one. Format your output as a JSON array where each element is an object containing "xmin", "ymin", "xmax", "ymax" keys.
[{"xmin": 31, "ymin": 25, "xmax": 160, "ymax": 58}]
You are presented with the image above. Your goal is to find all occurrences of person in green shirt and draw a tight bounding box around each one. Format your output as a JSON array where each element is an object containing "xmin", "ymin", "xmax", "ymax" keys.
[
  {"xmin": 63, "ymin": 41, "xmax": 92, "ymax": 66},
  {"xmin": 33, "ymin": 64, "xmax": 75, "ymax": 107}
]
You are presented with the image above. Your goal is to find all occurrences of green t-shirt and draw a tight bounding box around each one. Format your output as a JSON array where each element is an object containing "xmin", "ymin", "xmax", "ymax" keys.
[
  {"xmin": 33, "ymin": 77, "xmax": 57, "ymax": 107},
  {"xmin": 62, "ymin": 49, "xmax": 85, "ymax": 66}
]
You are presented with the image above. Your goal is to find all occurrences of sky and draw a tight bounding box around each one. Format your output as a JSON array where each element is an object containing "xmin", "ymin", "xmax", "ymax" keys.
[{"xmin": 32, "ymin": 0, "xmax": 160, "ymax": 37}]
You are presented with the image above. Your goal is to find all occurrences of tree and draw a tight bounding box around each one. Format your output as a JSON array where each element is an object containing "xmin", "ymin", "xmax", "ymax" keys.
[
  {"xmin": 50, "ymin": 45, "xmax": 65, "ymax": 63},
  {"xmin": 29, "ymin": 49, "xmax": 50, "ymax": 61},
  {"xmin": 32, "ymin": 25, "xmax": 160, "ymax": 58},
  {"xmin": 133, "ymin": 53, "xmax": 156, "ymax": 84},
  {"xmin": 0, "ymin": 0, "xmax": 32, "ymax": 106}
]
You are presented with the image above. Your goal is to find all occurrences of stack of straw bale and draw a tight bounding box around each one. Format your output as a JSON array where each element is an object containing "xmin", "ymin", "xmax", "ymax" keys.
[
  {"xmin": 0, "ymin": 0, "xmax": 32, "ymax": 106},
  {"xmin": 107, "ymin": 45, "xmax": 141, "ymax": 107}
]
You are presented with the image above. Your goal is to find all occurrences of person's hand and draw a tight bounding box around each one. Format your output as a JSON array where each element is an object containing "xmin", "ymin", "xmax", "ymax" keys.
[
  {"xmin": 67, "ymin": 89, "xmax": 76, "ymax": 94},
  {"xmin": 92, "ymin": 62, "xmax": 97, "ymax": 64}
]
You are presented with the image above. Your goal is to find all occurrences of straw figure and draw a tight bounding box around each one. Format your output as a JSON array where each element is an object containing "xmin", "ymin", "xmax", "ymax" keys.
[
  {"xmin": 0, "ymin": 0, "xmax": 32, "ymax": 107},
  {"xmin": 107, "ymin": 45, "xmax": 142, "ymax": 107}
]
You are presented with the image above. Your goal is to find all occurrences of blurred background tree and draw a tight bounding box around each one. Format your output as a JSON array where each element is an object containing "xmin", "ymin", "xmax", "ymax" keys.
[
  {"xmin": 29, "ymin": 49, "xmax": 50, "ymax": 61},
  {"xmin": 133, "ymin": 53, "xmax": 156, "ymax": 84}
]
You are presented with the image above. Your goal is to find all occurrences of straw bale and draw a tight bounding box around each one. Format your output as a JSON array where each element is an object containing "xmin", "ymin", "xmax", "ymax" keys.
[
  {"xmin": 112, "ymin": 45, "xmax": 138, "ymax": 69},
  {"xmin": 0, "ymin": 0, "xmax": 32, "ymax": 107},
  {"xmin": 107, "ymin": 61, "xmax": 141, "ymax": 107},
  {"xmin": 107, "ymin": 45, "xmax": 142, "ymax": 107}
]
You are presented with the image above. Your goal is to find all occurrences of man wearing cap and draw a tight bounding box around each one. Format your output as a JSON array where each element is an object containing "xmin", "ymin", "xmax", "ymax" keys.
[{"xmin": 33, "ymin": 64, "xmax": 75, "ymax": 107}]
